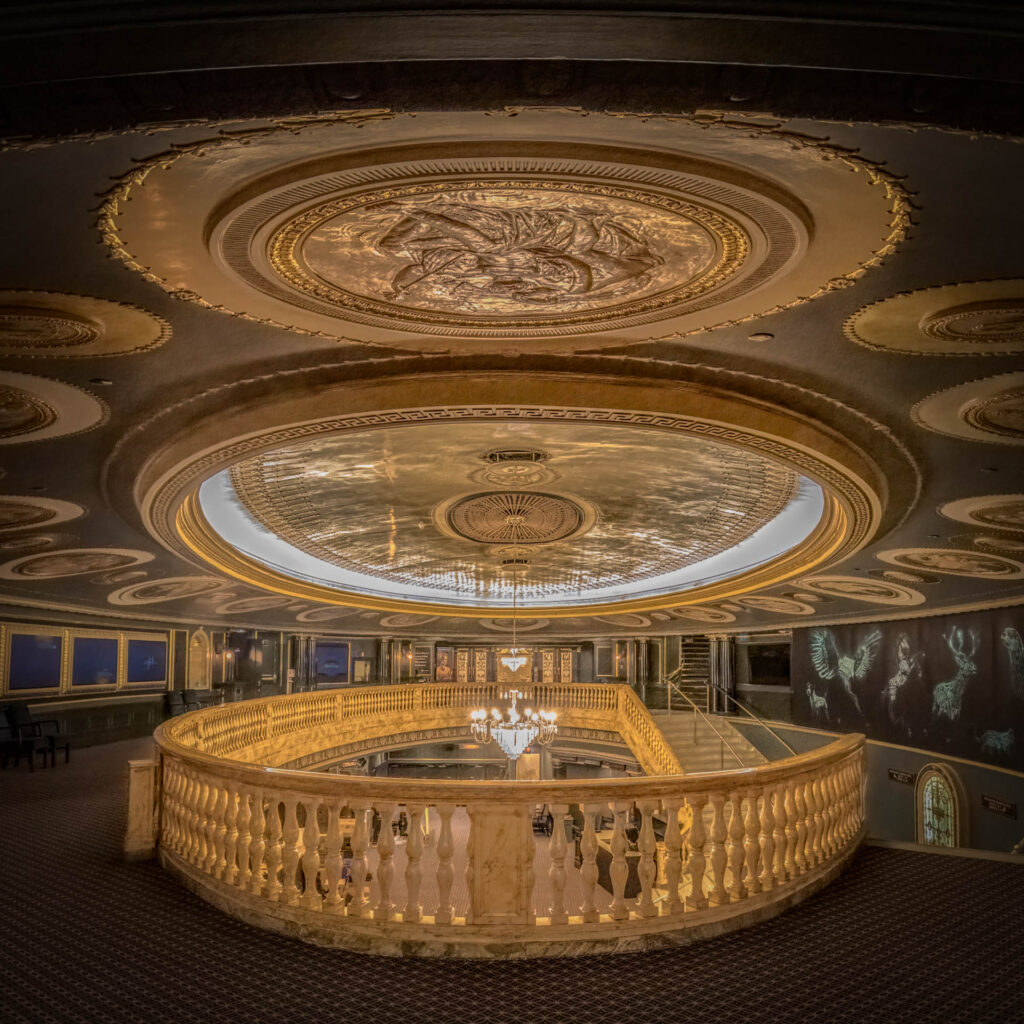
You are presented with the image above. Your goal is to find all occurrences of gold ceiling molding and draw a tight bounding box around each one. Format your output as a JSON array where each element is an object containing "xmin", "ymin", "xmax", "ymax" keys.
[
  {"xmin": 0, "ymin": 495, "xmax": 85, "ymax": 533},
  {"xmin": 128, "ymin": 371, "xmax": 887, "ymax": 617},
  {"xmin": 0, "ymin": 291, "xmax": 169, "ymax": 359},
  {"xmin": 102, "ymin": 109, "xmax": 909, "ymax": 352},
  {"xmin": 0, "ymin": 371, "xmax": 106, "ymax": 445},
  {"xmin": 845, "ymin": 279, "xmax": 1024, "ymax": 356},
  {"xmin": 912, "ymin": 371, "xmax": 1024, "ymax": 446}
]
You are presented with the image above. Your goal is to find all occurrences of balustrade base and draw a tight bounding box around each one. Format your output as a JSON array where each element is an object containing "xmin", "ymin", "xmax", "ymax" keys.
[{"xmin": 160, "ymin": 830, "xmax": 864, "ymax": 959}]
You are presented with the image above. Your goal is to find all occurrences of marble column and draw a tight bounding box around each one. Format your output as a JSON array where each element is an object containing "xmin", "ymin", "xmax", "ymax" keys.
[{"xmin": 709, "ymin": 634, "xmax": 736, "ymax": 714}]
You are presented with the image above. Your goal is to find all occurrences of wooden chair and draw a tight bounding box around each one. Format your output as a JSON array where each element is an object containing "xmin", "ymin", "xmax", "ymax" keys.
[{"xmin": 3, "ymin": 704, "xmax": 70, "ymax": 767}]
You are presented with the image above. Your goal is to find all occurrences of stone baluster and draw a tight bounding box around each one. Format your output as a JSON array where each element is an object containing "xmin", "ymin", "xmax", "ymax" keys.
[
  {"xmin": 212, "ymin": 784, "xmax": 229, "ymax": 879},
  {"xmin": 222, "ymin": 787, "xmax": 239, "ymax": 884},
  {"xmin": 727, "ymin": 792, "xmax": 746, "ymax": 902},
  {"xmin": 300, "ymin": 799, "xmax": 322, "ymax": 909},
  {"xmin": 772, "ymin": 785, "xmax": 788, "ymax": 883},
  {"xmin": 808, "ymin": 777, "xmax": 823, "ymax": 866},
  {"xmin": 838, "ymin": 763, "xmax": 852, "ymax": 843},
  {"xmin": 434, "ymin": 803, "xmax": 456, "ymax": 925},
  {"xmin": 637, "ymin": 800, "xmax": 658, "ymax": 918},
  {"xmin": 202, "ymin": 780, "xmax": 220, "ymax": 875},
  {"xmin": 758, "ymin": 785, "xmax": 776, "ymax": 891},
  {"xmin": 375, "ymin": 802, "xmax": 397, "ymax": 921},
  {"xmin": 323, "ymin": 802, "xmax": 344, "ymax": 912},
  {"xmin": 822, "ymin": 771, "xmax": 837, "ymax": 857},
  {"xmin": 783, "ymin": 783, "xmax": 798, "ymax": 879},
  {"xmin": 264, "ymin": 799, "xmax": 283, "ymax": 900},
  {"xmin": 580, "ymin": 803, "xmax": 601, "ymax": 924},
  {"xmin": 192, "ymin": 776, "xmax": 209, "ymax": 868},
  {"xmin": 235, "ymin": 789, "xmax": 252, "ymax": 890},
  {"xmin": 348, "ymin": 803, "xmax": 370, "ymax": 917},
  {"xmin": 404, "ymin": 803, "xmax": 424, "ymax": 924},
  {"xmin": 708, "ymin": 792, "xmax": 728, "ymax": 905},
  {"xmin": 685, "ymin": 793, "xmax": 708, "ymax": 911},
  {"xmin": 280, "ymin": 796, "xmax": 301, "ymax": 905},
  {"xmin": 661, "ymin": 800, "xmax": 684, "ymax": 916},
  {"xmin": 248, "ymin": 791, "xmax": 266, "ymax": 895},
  {"xmin": 609, "ymin": 802, "xmax": 630, "ymax": 921},
  {"xmin": 162, "ymin": 765, "xmax": 179, "ymax": 854},
  {"xmin": 743, "ymin": 789, "xmax": 761, "ymax": 896},
  {"xmin": 548, "ymin": 802, "xmax": 569, "ymax": 925},
  {"xmin": 464, "ymin": 805, "xmax": 474, "ymax": 923},
  {"xmin": 793, "ymin": 780, "xmax": 809, "ymax": 875}
]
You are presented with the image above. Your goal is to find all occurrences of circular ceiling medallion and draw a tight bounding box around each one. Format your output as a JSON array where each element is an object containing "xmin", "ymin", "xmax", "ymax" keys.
[
  {"xmin": 939, "ymin": 494, "xmax": 1024, "ymax": 533},
  {"xmin": 106, "ymin": 110, "xmax": 906, "ymax": 352},
  {"xmin": 0, "ymin": 291, "xmax": 169, "ymax": 359},
  {"xmin": 0, "ymin": 372, "xmax": 106, "ymax": 445},
  {"xmin": 867, "ymin": 568, "xmax": 941, "ymax": 585},
  {"xmin": 378, "ymin": 613, "xmax": 439, "ymax": 627},
  {"xmin": 951, "ymin": 533, "xmax": 1024, "ymax": 553},
  {"xmin": 215, "ymin": 595, "xmax": 293, "ymax": 614},
  {"xmin": 442, "ymin": 491, "xmax": 590, "ymax": 545},
  {"xmin": 876, "ymin": 547, "xmax": 1024, "ymax": 579},
  {"xmin": 92, "ymin": 569, "xmax": 148, "ymax": 585},
  {"xmin": 0, "ymin": 495, "xmax": 84, "ymax": 533},
  {"xmin": 735, "ymin": 595, "xmax": 816, "ymax": 615},
  {"xmin": 0, "ymin": 534, "xmax": 61, "ymax": 553},
  {"xmin": 107, "ymin": 576, "xmax": 227, "ymax": 605},
  {"xmin": 0, "ymin": 547, "xmax": 154, "ymax": 580},
  {"xmin": 799, "ymin": 575, "xmax": 925, "ymax": 605},
  {"xmin": 295, "ymin": 606, "xmax": 360, "ymax": 623},
  {"xmin": 479, "ymin": 617, "xmax": 550, "ymax": 632},
  {"xmin": 597, "ymin": 613, "xmax": 652, "ymax": 628},
  {"xmin": 668, "ymin": 606, "xmax": 736, "ymax": 623},
  {"xmin": 912, "ymin": 372, "xmax": 1024, "ymax": 445},
  {"xmin": 846, "ymin": 280, "xmax": 1024, "ymax": 356}
]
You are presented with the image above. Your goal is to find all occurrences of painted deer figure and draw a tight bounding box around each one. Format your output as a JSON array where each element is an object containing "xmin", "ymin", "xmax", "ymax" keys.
[{"xmin": 931, "ymin": 627, "xmax": 979, "ymax": 723}]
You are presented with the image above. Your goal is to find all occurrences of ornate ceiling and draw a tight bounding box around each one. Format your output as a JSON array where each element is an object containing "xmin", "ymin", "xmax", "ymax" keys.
[{"xmin": 0, "ymin": 4, "xmax": 1022, "ymax": 639}]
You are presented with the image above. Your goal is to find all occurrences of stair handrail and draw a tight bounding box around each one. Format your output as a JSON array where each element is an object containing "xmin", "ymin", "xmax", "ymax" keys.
[
  {"xmin": 708, "ymin": 682, "xmax": 798, "ymax": 757},
  {"xmin": 664, "ymin": 677, "xmax": 748, "ymax": 769}
]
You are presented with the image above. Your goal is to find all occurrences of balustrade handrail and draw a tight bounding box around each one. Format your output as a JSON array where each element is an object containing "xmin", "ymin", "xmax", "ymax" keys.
[
  {"xmin": 148, "ymin": 684, "xmax": 867, "ymax": 957},
  {"xmin": 155, "ymin": 684, "xmax": 862, "ymax": 802}
]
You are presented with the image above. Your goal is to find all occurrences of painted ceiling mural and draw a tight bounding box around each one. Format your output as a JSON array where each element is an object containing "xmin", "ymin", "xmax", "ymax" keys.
[{"xmin": 0, "ymin": 100, "xmax": 1021, "ymax": 639}]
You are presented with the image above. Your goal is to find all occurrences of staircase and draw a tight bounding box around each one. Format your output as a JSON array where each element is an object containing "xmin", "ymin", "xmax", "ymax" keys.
[
  {"xmin": 666, "ymin": 635, "xmax": 711, "ymax": 712},
  {"xmin": 650, "ymin": 709, "xmax": 767, "ymax": 773}
]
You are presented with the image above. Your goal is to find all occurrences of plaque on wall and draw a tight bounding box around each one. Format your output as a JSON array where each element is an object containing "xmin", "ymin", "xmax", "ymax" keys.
[
  {"xmin": 981, "ymin": 794, "xmax": 1017, "ymax": 819},
  {"xmin": 887, "ymin": 769, "xmax": 916, "ymax": 786},
  {"xmin": 413, "ymin": 645, "xmax": 431, "ymax": 676}
]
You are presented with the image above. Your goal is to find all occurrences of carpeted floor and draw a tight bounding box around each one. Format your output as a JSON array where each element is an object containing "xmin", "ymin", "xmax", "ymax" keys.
[{"xmin": 1, "ymin": 738, "xmax": 1023, "ymax": 1024}]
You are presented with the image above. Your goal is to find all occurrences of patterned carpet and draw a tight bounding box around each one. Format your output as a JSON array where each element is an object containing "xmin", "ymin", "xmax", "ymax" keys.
[{"xmin": 2, "ymin": 739, "xmax": 1023, "ymax": 1024}]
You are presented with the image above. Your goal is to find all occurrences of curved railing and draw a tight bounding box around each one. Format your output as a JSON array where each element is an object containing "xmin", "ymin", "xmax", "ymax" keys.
[{"xmin": 148, "ymin": 684, "xmax": 866, "ymax": 957}]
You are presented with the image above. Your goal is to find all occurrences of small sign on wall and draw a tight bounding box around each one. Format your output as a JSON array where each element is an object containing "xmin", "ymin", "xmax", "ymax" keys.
[
  {"xmin": 887, "ymin": 768, "xmax": 916, "ymax": 786},
  {"xmin": 981, "ymin": 794, "xmax": 1017, "ymax": 819}
]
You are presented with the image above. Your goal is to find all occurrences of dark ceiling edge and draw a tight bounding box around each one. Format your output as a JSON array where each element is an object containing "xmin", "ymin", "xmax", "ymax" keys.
[{"xmin": 3, "ymin": 59, "xmax": 1024, "ymax": 146}]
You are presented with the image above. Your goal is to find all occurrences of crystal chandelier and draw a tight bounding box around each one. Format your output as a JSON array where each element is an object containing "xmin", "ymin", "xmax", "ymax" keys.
[{"xmin": 470, "ymin": 689, "xmax": 557, "ymax": 761}]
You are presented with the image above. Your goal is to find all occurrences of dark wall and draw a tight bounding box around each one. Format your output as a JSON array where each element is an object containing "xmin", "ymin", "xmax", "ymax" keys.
[{"xmin": 793, "ymin": 607, "xmax": 1024, "ymax": 771}]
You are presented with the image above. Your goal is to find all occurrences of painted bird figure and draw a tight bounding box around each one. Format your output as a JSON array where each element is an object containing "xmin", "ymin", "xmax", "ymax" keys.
[{"xmin": 808, "ymin": 628, "xmax": 882, "ymax": 717}]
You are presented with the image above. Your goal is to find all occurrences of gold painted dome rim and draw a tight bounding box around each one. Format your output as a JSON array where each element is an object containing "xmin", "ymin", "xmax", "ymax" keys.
[{"xmin": 132, "ymin": 370, "xmax": 887, "ymax": 618}]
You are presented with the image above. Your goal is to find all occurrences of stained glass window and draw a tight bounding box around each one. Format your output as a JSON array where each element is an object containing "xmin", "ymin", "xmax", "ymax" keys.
[{"xmin": 921, "ymin": 772, "xmax": 956, "ymax": 847}]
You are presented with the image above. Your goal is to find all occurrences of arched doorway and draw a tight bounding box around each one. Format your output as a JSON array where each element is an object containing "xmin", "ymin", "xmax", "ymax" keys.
[{"xmin": 188, "ymin": 629, "xmax": 211, "ymax": 689}]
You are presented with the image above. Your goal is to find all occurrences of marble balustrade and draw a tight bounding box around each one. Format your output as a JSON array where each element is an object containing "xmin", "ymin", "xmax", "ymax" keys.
[{"xmin": 150, "ymin": 684, "xmax": 866, "ymax": 956}]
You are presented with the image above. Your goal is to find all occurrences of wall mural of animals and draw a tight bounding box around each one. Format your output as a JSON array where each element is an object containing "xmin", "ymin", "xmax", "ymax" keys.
[{"xmin": 792, "ymin": 607, "xmax": 1024, "ymax": 770}]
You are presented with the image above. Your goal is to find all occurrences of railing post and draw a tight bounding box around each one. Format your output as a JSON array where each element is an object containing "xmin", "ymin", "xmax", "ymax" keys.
[
  {"xmin": 662, "ymin": 799, "xmax": 684, "ymax": 916},
  {"xmin": 124, "ymin": 758, "xmax": 160, "ymax": 861}
]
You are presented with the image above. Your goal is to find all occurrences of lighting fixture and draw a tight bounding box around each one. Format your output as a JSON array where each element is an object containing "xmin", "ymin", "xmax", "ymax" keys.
[{"xmin": 470, "ymin": 689, "xmax": 557, "ymax": 761}]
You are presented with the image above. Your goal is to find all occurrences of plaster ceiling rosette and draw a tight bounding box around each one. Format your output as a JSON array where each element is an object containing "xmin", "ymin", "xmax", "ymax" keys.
[
  {"xmin": 0, "ymin": 496, "xmax": 84, "ymax": 533},
  {"xmin": 105, "ymin": 110, "xmax": 907, "ymax": 353},
  {"xmin": 845, "ymin": 279, "xmax": 1024, "ymax": 356},
  {"xmin": 0, "ymin": 291, "xmax": 169, "ymax": 359},
  {"xmin": 129, "ymin": 370, "xmax": 891, "ymax": 618},
  {"xmin": 0, "ymin": 547, "xmax": 154, "ymax": 580},
  {"xmin": 876, "ymin": 547, "xmax": 1024, "ymax": 580},
  {"xmin": 939, "ymin": 494, "xmax": 1024, "ymax": 534},
  {"xmin": 735, "ymin": 594, "xmax": 816, "ymax": 615},
  {"xmin": 799, "ymin": 575, "xmax": 925, "ymax": 606},
  {"xmin": 912, "ymin": 372, "xmax": 1024, "ymax": 445},
  {"xmin": 107, "ymin": 576, "xmax": 227, "ymax": 605},
  {"xmin": 0, "ymin": 371, "xmax": 105, "ymax": 445},
  {"xmin": 950, "ymin": 533, "xmax": 1024, "ymax": 554}
]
